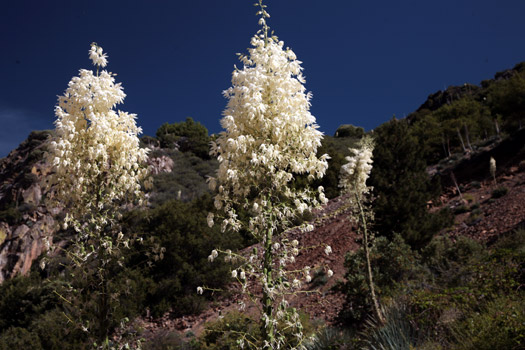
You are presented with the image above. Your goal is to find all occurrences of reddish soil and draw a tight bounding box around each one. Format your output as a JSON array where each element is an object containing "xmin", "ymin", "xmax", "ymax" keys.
[
  {"xmin": 138, "ymin": 195, "xmax": 360, "ymax": 340},
  {"xmin": 439, "ymin": 165, "xmax": 525, "ymax": 242}
]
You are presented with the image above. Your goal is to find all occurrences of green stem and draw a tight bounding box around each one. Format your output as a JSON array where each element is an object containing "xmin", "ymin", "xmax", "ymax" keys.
[
  {"xmin": 355, "ymin": 193, "xmax": 385, "ymax": 325},
  {"xmin": 96, "ymin": 220, "xmax": 110, "ymax": 344},
  {"xmin": 262, "ymin": 213, "xmax": 274, "ymax": 346}
]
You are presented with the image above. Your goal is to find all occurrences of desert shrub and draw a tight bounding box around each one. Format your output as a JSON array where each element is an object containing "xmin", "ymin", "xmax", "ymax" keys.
[
  {"xmin": 466, "ymin": 208, "xmax": 483, "ymax": 226},
  {"xmin": 491, "ymin": 186, "xmax": 508, "ymax": 198},
  {"xmin": 0, "ymin": 327, "xmax": 43, "ymax": 350},
  {"xmin": 293, "ymin": 135, "xmax": 360, "ymax": 199},
  {"xmin": 408, "ymin": 231, "xmax": 524, "ymax": 345},
  {"xmin": 453, "ymin": 205, "xmax": 469, "ymax": 215},
  {"xmin": 122, "ymin": 195, "xmax": 243, "ymax": 318},
  {"xmin": 462, "ymin": 194, "xmax": 474, "ymax": 203},
  {"xmin": 108, "ymin": 267, "xmax": 156, "ymax": 322},
  {"xmin": 141, "ymin": 135, "xmax": 160, "ymax": 148},
  {"xmin": 199, "ymin": 311, "xmax": 261, "ymax": 350},
  {"xmin": 518, "ymin": 160, "xmax": 525, "ymax": 172},
  {"xmin": 198, "ymin": 310, "xmax": 317, "ymax": 350},
  {"xmin": 149, "ymin": 151, "xmax": 218, "ymax": 206},
  {"xmin": 363, "ymin": 303, "xmax": 418, "ymax": 350},
  {"xmin": 450, "ymin": 297, "xmax": 525, "ymax": 350},
  {"xmin": 18, "ymin": 130, "xmax": 52, "ymax": 150},
  {"xmin": 0, "ymin": 272, "xmax": 58, "ymax": 332},
  {"xmin": 30, "ymin": 308, "xmax": 88, "ymax": 350},
  {"xmin": 339, "ymin": 234, "xmax": 419, "ymax": 326},
  {"xmin": 421, "ymin": 235, "xmax": 484, "ymax": 282},
  {"xmin": 306, "ymin": 327, "xmax": 354, "ymax": 350},
  {"xmin": 143, "ymin": 330, "xmax": 190, "ymax": 350},
  {"xmin": 0, "ymin": 205, "xmax": 22, "ymax": 225},
  {"xmin": 310, "ymin": 267, "xmax": 329, "ymax": 288},
  {"xmin": 469, "ymin": 181, "xmax": 481, "ymax": 189}
]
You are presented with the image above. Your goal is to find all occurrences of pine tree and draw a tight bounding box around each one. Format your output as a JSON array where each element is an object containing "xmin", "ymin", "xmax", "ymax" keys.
[{"xmin": 369, "ymin": 118, "xmax": 449, "ymax": 248}]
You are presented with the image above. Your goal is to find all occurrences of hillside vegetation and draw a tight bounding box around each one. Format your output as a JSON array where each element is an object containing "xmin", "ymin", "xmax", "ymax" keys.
[{"xmin": 0, "ymin": 60, "xmax": 524, "ymax": 349}]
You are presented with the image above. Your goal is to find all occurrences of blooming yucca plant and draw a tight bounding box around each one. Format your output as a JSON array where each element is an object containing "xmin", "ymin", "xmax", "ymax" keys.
[
  {"xmin": 339, "ymin": 135, "xmax": 385, "ymax": 324},
  {"xmin": 201, "ymin": 1, "xmax": 331, "ymax": 349},
  {"xmin": 46, "ymin": 43, "xmax": 151, "ymax": 347}
]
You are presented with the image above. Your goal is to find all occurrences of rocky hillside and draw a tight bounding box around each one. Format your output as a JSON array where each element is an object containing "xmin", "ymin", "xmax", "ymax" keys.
[
  {"xmin": 0, "ymin": 131, "xmax": 204, "ymax": 283},
  {"xmin": 130, "ymin": 137, "xmax": 525, "ymax": 343},
  {"xmin": 0, "ymin": 131, "xmax": 57, "ymax": 283}
]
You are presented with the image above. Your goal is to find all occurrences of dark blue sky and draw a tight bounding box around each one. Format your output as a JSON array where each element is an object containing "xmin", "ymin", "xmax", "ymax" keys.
[{"xmin": 2, "ymin": 0, "xmax": 525, "ymax": 157}]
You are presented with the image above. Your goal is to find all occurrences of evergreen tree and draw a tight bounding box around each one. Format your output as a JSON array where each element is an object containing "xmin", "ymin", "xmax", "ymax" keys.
[
  {"xmin": 156, "ymin": 117, "xmax": 210, "ymax": 158},
  {"xmin": 369, "ymin": 118, "xmax": 449, "ymax": 248}
]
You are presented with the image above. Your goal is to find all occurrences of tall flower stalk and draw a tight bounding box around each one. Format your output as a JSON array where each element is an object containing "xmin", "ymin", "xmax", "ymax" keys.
[
  {"xmin": 339, "ymin": 135, "xmax": 385, "ymax": 325},
  {"xmin": 490, "ymin": 156, "xmax": 497, "ymax": 184},
  {"xmin": 47, "ymin": 43, "xmax": 151, "ymax": 346},
  {"xmin": 203, "ymin": 1, "xmax": 330, "ymax": 348}
]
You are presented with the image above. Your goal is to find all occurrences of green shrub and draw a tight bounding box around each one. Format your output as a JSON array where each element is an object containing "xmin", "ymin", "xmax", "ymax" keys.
[
  {"xmin": 306, "ymin": 327, "xmax": 353, "ymax": 350},
  {"xmin": 198, "ymin": 310, "xmax": 317, "ymax": 350},
  {"xmin": 363, "ymin": 303, "xmax": 418, "ymax": 350},
  {"xmin": 143, "ymin": 330, "xmax": 188, "ymax": 350},
  {"xmin": 199, "ymin": 311, "xmax": 261, "ymax": 350},
  {"xmin": 339, "ymin": 234, "xmax": 419, "ymax": 326},
  {"xmin": 462, "ymin": 194, "xmax": 474, "ymax": 203},
  {"xmin": 450, "ymin": 297, "xmax": 525, "ymax": 350},
  {"xmin": 0, "ymin": 206, "xmax": 22, "ymax": 225},
  {"xmin": 491, "ymin": 186, "xmax": 508, "ymax": 198},
  {"xmin": 0, "ymin": 327, "xmax": 43, "ymax": 350},
  {"xmin": 369, "ymin": 118, "xmax": 449, "ymax": 248},
  {"xmin": 453, "ymin": 205, "xmax": 469, "ymax": 215},
  {"xmin": 149, "ymin": 151, "xmax": 218, "ymax": 205},
  {"xmin": 469, "ymin": 181, "xmax": 481, "ymax": 189},
  {"xmin": 0, "ymin": 272, "xmax": 59, "ymax": 332},
  {"xmin": 334, "ymin": 124, "xmax": 365, "ymax": 139},
  {"xmin": 30, "ymin": 309, "xmax": 88, "ymax": 350},
  {"xmin": 122, "ymin": 195, "xmax": 243, "ymax": 318},
  {"xmin": 421, "ymin": 235, "xmax": 484, "ymax": 282},
  {"xmin": 156, "ymin": 117, "xmax": 210, "ymax": 158}
]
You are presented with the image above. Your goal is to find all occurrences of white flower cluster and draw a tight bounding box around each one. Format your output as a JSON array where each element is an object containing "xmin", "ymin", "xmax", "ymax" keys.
[
  {"xmin": 339, "ymin": 135, "xmax": 374, "ymax": 197},
  {"xmin": 89, "ymin": 42, "xmax": 108, "ymax": 68},
  {"xmin": 47, "ymin": 44, "xmax": 151, "ymax": 225},
  {"xmin": 208, "ymin": 14, "xmax": 329, "ymax": 237},
  {"xmin": 203, "ymin": 3, "xmax": 331, "ymax": 347},
  {"xmin": 490, "ymin": 156, "xmax": 496, "ymax": 181}
]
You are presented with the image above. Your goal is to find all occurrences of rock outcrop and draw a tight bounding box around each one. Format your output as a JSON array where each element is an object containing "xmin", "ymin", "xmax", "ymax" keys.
[{"xmin": 0, "ymin": 130, "xmax": 59, "ymax": 282}]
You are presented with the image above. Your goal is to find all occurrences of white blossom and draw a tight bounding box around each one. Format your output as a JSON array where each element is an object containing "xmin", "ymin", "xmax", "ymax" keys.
[
  {"xmin": 47, "ymin": 44, "xmax": 149, "ymax": 222},
  {"xmin": 327, "ymin": 269, "xmax": 333, "ymax": 278},
  {"xmin": 339, "ymin": 135, "xmax": 374, "ymax": 197},
  {"xmin": 207, "ymin": 212, "xmax": 214, "ymax": 228},
  {"xmin": 196, "ymin": 286, "xmax": 203, "ymax": 295},
  {"xmin": 324, "ymin": 245, "xmax": 332, "ymax": 256},
  {"xmin": 89, "ymin": 43, "xmax": 108, "ymax": 67},
  {"xmin": 204, "ymin": 3, "xmax": 329, "ymax": 348},
  {"xmin": 209, "ymin": 13, "xmax": 329, "ymax": 236},
  {"xmin": 490, "ymin": 156, "xmax": 496, "ymax": 181},
  {"xmin": 208, "ymin": 249, "xmax": 219, "ymax": 262}
]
